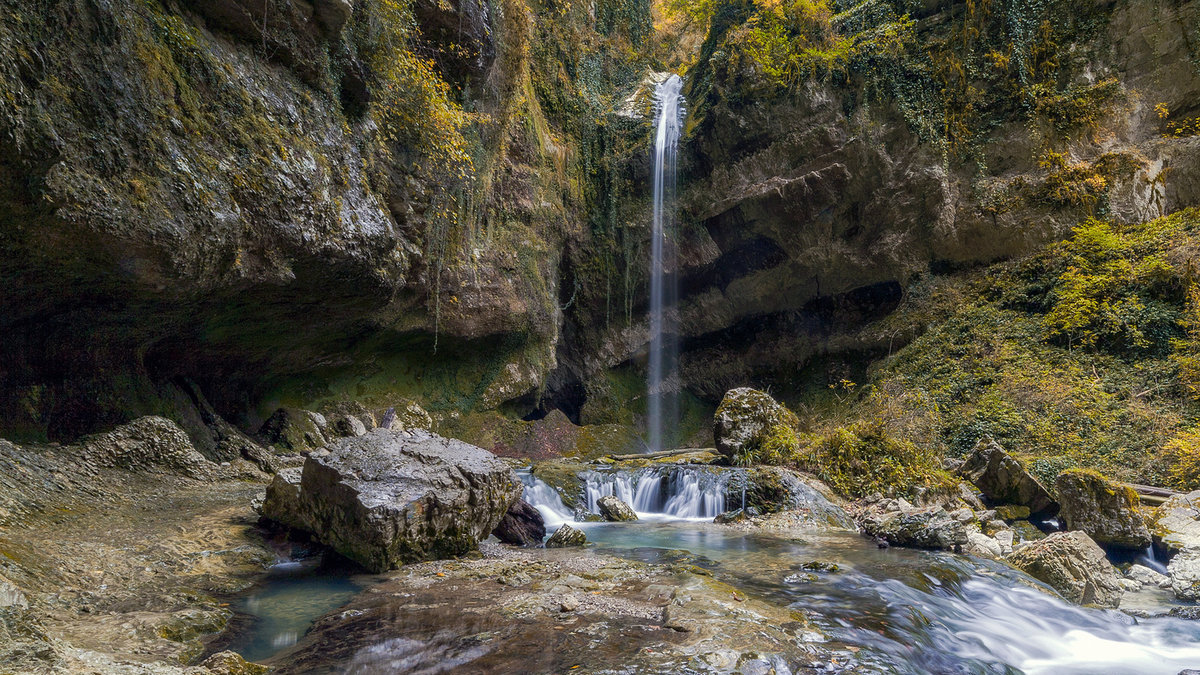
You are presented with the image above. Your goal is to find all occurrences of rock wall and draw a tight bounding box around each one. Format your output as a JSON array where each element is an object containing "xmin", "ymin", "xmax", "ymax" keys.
[{"xmin": 1, "ymin": 0, "xmax": 1199, "ymax": 446}]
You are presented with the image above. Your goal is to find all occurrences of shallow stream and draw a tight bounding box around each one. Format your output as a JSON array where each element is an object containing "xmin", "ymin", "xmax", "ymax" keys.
[{"xmin": 223, "ymin": 469, "xmax": 1200, "ymax": 673}]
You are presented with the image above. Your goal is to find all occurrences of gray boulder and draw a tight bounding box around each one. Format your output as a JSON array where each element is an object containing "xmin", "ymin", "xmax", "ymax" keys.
[
  {"xmin": 260, "ymin": 429, "xmax": 522, "ymax": 572},
  {"xmin": 597, "ymin": 495, "xmax": 638, "ymax": 522},
  {"xmin": 1054, "ymin": 469, "xmax": 1150, "ymax": 549},
  {"xmin": 546, "ymin": 524, "xmax": 588, "ymax": 548},
  {"xmin": 492, "ymin": 499, "xmax": 547, "ymax": 546},
  {"xmin": 1168, "ymin": 548, "xmax": 1200, "ymax": 601},
  {"xmin": 1149, "ymin": 490, "xmax": 1200, "ymax": 554},
  {"xmin": 1006, "ymin": 531, "xmax": 1124, "ymax": 607},
  {"xmin": 76, "ymin": 416, "xmax": 211, "ymax": 479},
  {"xmin": 863, "ymin": 506, "xmax": 968, "ymax": 550},
  {"xmin": 958, "ymin": 438, "xmax": 1058, "ymax": 517},
  {"xmin": 713, "ymin": 388, "xmax": 799, "ymax": 462}
]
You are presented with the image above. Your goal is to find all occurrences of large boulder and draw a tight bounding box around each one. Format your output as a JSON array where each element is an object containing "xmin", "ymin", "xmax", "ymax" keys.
[
  {"xmin": 1005, "ymin": 531, "xmax": 1124, "ymax": 607},
  {"xmin": 260, "ymin": 429, "xmax": 522, "ymax": 572},
  {"xmin": 958, "ymin": 438, "xmax": 1058, "ymax": 517},
  {"xmin": 597, "ymin": 496, "xmax": 638, "ymax": 522},
  {"xmin": 492, "ymin": 499, "xmax": 547, "ymax": 546},
  {"xmin": 713, "ymin": 388, "xmax": 800, "ymax": 462},
  {"xmin": 862, "ymin": 505, "xmax": 968, "ymax": 550},
  {"xmin": 1054, "ymin": 469, "xmax": 1150, "ymax": 549},
  {"xmin": 1168, "ymin": 548, "xmax": 1200, "ymax": 601}
]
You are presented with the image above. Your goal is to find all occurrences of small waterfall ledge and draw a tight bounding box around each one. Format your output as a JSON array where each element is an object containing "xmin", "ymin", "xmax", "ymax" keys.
[{"xmin": 521, "ymin": 465, "xmax": 732, "ymax": 522}]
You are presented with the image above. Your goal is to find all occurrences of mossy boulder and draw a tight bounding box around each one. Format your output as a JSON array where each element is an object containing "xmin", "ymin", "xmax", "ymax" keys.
[
  {"xmin": 545, "ymin": 524, "xmax": 587, "ymax": 548},
  {"xmin": 727, "ymin": 467, "xmax": 855, "ymax": 529},
  {"xmin": 1005, "ymin": 531, "xmax": 1124, "ymax": 608},
  {"xmin": 713, "ymin": 388, "xmax": 800, "ymax": 463},
  {"xmin": 1054, "ymin": 469, "xmax": 1150, "ymax": 550}
]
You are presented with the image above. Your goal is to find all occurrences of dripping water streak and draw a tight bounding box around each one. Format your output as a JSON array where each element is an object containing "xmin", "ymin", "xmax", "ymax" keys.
[{"xmin": 648, "ymin": 74, "xmax": 684, "ymax": 453}]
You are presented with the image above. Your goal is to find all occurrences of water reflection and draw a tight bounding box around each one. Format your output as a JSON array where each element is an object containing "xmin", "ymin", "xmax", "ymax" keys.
[{"xmin": 223, "ymin": 555, "xmax": 366, "ymax": 662}]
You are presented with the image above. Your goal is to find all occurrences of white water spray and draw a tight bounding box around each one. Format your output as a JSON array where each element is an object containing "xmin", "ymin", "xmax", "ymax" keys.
[{"xmin": 647, "ymin": 74, "xmax": 685, "ymax": 453}]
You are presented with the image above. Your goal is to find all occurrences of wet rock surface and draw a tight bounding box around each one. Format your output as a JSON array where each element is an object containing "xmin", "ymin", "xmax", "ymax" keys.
[
  {"xmin": 260, "ymin": 429, "xmax": 522, "ymax": 572},
  {"xmin": 0, "ymin": 425, "xmax": 276, "ymax": 672},
  {"xmin": 262, "ymin": 542, "xmax": 833, "ymax": 674},
  {"xmin": 597, "ymin": 495, "xmax": 638, "ymax": 522},
  {"xmin": 1054, "ymin": 469, "xmax": 1151, "ymax": 549},
  {"xmin": 1005, "ymin": 531, "xmax": 1124, "ymax": 608},
  {"xmin": 726, "ymin": 467, "xmax": 857, "ymax": 531},
  {"xmin": 959, "ymin": 439, "xmax": 1059, "ymax": 517},
  {"xmin": 492, "ymin": 499, "xmax": 547, "ymax": 546}
]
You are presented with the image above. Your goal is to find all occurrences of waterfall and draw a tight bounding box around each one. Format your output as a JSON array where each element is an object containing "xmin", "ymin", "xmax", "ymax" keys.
[
  {"xmin": 647, "ymin": 74, "xmax": 685, "ymax": 453},
  {"xmin": 517, "ymin": 471, "xmax": 574, "ymax": 529},
  {"xmin": 581, "ymin": 466, "xmax": 727, "ymax": 520}
]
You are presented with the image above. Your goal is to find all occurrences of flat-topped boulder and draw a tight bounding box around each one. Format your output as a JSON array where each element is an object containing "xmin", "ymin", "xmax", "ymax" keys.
[
  {"xmin": 261, "ymin": 428, "xmax": 522, "ymax": 572},
  {"xmin": 1054, "ymin": 469, "xmax": 1150, "ymax": 549},
  {"xmin": 958, "ymin": 438, "xmax": 1058, "ymax": 517}
]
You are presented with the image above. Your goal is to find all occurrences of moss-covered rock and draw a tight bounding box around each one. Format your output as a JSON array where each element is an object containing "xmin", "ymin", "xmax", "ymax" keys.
[
  {"xmin": 1054, "ymin": 468, "xmax": 1150, "ymax": 549},
  {"xmin": 713, "ymin": 388, "xmax": 800, "ymax": 463}
]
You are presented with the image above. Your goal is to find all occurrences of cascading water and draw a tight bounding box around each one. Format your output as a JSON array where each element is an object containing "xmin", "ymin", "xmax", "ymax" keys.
[
  {"xmin": 647, "ymin": 74, "xmax": 685, "ymax": 453},
  {"xmin": 517, "ymin": 471, "xmax": 574, "ymax": 529},
  {"xmin": 581, "ymin": 466, "xmax": 727, "ymax": 519},
  {"xmin": 520, "ymin": 466, "xmax": 727, "ymax": 522}
]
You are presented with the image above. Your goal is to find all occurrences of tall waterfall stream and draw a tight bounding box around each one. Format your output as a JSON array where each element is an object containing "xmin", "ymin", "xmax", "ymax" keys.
[{"xmin": 646, "ymin": 74, "xmax": 684, "ymax": 453}]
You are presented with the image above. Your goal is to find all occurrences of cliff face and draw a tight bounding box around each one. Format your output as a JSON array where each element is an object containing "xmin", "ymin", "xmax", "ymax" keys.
[
  {"xmin": 0, "ymin": 0, "xmax": 1198, "ymax": 447},
  {"xmin": 571, "ymin": 0, "xmax": 1200, "ymax": 408},
  {"xmin": 0, "ymin": 0, "xmax": 649, "ymax": 442}
]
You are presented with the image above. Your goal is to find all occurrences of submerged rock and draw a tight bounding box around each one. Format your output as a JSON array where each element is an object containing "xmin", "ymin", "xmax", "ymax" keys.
[
  {"xmin": 1054, "ymin": 469, "xmax": 1150, "ymax": 549},
  {"xmin": 545, "ymin": 524, "xmax": 588, "ymax": 548},
  {"xmin": 598, "ymin": 495, "xmax": 638, "ymax": 522},
  {"xmin": 1005, "ymin": 531, "xmax": 1124, "ymax": 607},
  {"xmin": 958, "ymin": 438, "xmax": 1058, "ymax": 517},
  {"xmin": 713, "ymin": 388, "xmax": 799, "ymax": 462},
  {"xmin": 493, "ymin": 499, "xmax": 547, "ymax": 546},
  {"xmin": 260, "ymin": 429, "xmax": 522, "ymax": 572}
]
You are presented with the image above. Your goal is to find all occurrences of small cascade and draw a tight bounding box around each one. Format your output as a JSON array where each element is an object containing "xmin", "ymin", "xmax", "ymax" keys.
[
  {"xmin": 518, "ymin": 471, "xmax": 575, "ymax": 529},
  {"xmin": 1135, "ymin": 545, "xmax": 1169, "ymax": 574},
  {"xmin": 581, "ymin": 466, "xmax": 727, "ymax": 520}
]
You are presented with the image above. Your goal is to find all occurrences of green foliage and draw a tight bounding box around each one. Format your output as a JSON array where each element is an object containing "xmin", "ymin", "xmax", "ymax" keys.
[
  {"xmin": 851, "ymin": 208, "xmax": 1200, "ymax": 485},
  {"xmin": 1162, "ymin": 428, "xmax": 1200, "ymax": 491},
  {"xmin": 352, "ymin": 0, "xmax": 473, "ymax": 176},
  {"xmin": 799, "ymin": 421, "xmax": 951, "ymax": 498},
  {"xmin": 1043, "ymin": 218, "xmax": 1182, "ymax": 353}
]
